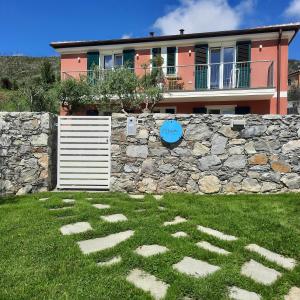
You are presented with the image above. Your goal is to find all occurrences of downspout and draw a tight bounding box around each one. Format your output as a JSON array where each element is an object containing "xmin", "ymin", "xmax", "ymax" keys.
[{"xmin": 277, "ymin": 29, "xmax": 282, "ymax": 114}]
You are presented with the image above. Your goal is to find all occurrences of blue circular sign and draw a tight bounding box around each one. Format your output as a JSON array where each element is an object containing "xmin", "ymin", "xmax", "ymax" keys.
[{"xmin": 160, "ymin": 120, "xmax": 183, "ymax": 144}]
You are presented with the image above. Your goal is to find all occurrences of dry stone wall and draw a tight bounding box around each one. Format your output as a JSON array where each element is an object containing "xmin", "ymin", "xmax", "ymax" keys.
[
  {"xmin": 0, "ymin": 112, "xmax": 57, "ymax": 195},
  {"xmin": 111, "ymin": 113, "xmax": 300, "ymax": 194}
]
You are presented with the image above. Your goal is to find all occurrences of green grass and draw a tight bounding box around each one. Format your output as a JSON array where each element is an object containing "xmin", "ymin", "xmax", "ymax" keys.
[{"xmin": 0, "ymin": 192, "xmax": 299, "ymax": 300}]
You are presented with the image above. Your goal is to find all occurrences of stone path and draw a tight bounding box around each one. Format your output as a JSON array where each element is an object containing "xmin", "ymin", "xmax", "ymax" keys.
[
  {"xmin": 49, "ymin": 206, "xmax": 73, "ymax": 211},
  {"xmin": 77, "ymin": 230, "xmax": 134, "ymax": 254},
  {"xmin": 126, "ymin": 269, "xmax": 169, "ymax": 300},
  {"xmin": 173, "ymin": 256, "xmax": 220, "ymax": 278},
  {"xmin": 63, "ymin": 199, "xmax": 75, "ymax": 204},
  {"xmin": 228, "ymin": 286, "xmax": 261, "ymax": 300},
  {"xmin": 171, "ymin": 231, "xmax": 188, "ymax": 238},
  {"xmin": 163, "ymin": 216, "xmax": 187, "ymax": 226},
  {"xmin": 197, "ymin": 241, "xmax": 230, "ymax": 255},
  {"xmin": 39, "ymin": 197, "xmax": 49, "ymax": 202},
  {"xmin": 97, "ymin": 256, "xmax": 122, "ymax": 267},
  {"xmin": 135, "ymin": 208, "xmax": 146, "ymax": 212},
  {"xmin": 100, "ymin": 213, "xmax": 127, "ymax": 223},
  {"xmin": 60, "ymin": 222, "xmax": 92, "ymax": 235},
  {"xmin": 245, "ymin": 244, "xmax": 296, "ymax": 270},
  {"xmin": 153, "ymin": 195, "xmax": 163, "ymax": 201},
  {"xmin": 197, "ymin": 225, "xmax": 238, "ymax": 241},
  {"xmin": 158, "ymin": 206, "xmax": 166, "ymax": 211},
  {"xmin": 284, "ymin": 287, "xmax": 300, "ymax": 300},
  {"xmin": 135, "ymin": 245, "xmax": 168, "ymax": 257},
  {"xmin": 129, "ymin": 195, "xmax": 145, "ymax": 199},
  {"xmin": 93, "ymin": 203, "xmax": 111, "ymax": 210},
  {"xmin": 241, "ymin": 259, "xmax": 281, "ymax": 285}
]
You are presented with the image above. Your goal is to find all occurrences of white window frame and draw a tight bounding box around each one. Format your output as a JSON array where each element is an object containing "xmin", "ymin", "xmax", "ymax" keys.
[
  {"xmin": 100, "ymin": 51, "xmax": 123, "ymax": 69},
  {"xmin": 206, "ymin": 105, "xmax": 236, "ymax": 115}
]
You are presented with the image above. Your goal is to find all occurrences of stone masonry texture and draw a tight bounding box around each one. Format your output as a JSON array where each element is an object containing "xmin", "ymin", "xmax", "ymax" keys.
[
  {"xmin": 111, "ymin": 113, "xmax": 300, "ymax": 194},
  {"xmin": 0, "ymin": 112, "xmax": 57, "ymax": 195}
]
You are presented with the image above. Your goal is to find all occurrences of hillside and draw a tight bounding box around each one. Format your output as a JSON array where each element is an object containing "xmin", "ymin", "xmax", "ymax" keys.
[{"xmin": 0, "ymin": 56, "xmax": 60, "ymax": 87}]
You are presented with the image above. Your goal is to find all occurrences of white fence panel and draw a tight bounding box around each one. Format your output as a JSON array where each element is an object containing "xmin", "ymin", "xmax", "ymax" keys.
[{"xmin": 57, "ymin": 116, "xmax": 111, "ymax": 190}]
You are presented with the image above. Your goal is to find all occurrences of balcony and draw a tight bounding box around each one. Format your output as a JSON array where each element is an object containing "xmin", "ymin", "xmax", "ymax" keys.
[{"xmin": 62, "ymin": 60, "xmax": 275, "ymax": 101}]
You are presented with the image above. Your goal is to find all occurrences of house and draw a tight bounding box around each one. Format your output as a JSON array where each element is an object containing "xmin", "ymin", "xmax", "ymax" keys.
[
  {"xmin": 50, "ymin": 23, "xmax": 300, "ymax": 115},
  {"xmin": 288, "ymin": 69, "xmax": 300, "ymax": 88}
]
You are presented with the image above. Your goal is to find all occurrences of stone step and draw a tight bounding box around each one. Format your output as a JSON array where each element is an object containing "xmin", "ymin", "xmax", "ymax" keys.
[
  {"xmin": 129, "ymin": 195, "xmax": 145, "ymax": 199},
  {"xmin": 153, "ymin": 195, "xmax": 163, "ymax": 201},
  {"xmin": 126, "ymin": 269, "xmax": 169, "ymax": 300},
  {"xmin": 241, "ymin": 259, "xmax": 281, "ymax": 285},
  {"xmin": 196, "ymin": 241, "xmax": 230, "ymax": 255},
  {"xmin": 39, "ymin": 197, "xmax": 49, "ymax": 202},
  {"xmin": 62, "ymin": 199, "xmax": 75, "ymax": 204},
  {"xmin": 171, "ymin": 231, "xmax": 188, "ymax": 238},
  {"xmin": 284, "ymin": 287, "xmax": 300, "ymax": 300},
  {"xmin": 135, "ymin": 245, "xmax": 169, "ymax": 257},
  {"xmin": 92, "ymin": 204, "xmax": 111, "ymax": 210},
  {"xmin": 97, "ymin": 256, "xmax": 122, "ymax": 267},
  {"xmin": 77, "ymin": 230, "xmax": 134, "ymax": 254},
  {"xmin": 228, "ymin": 286, "xmax": 261, "ymax": 300},
  {"xmin": 60, "ymin": 222, "xmax": 92, "ymax": 235},
  {"xmin": 100, "ymin": 213, "xmax": 127, "ymax": 223},
  {"xmin": 245, "ymin": 244, "xmax": 296, "ymax": 270},
  {"xmin": 163, "ymin": 216, "xmax": 187, "ymax": 226},
  {"xmin": 197, "ymin": 225, "xmax": 238, "ymax": 241}
]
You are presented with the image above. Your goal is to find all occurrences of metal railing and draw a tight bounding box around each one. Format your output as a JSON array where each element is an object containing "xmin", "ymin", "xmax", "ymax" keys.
[{"xmin": 62, "ymin": 60, "xmax": 274, "ymax": 92}]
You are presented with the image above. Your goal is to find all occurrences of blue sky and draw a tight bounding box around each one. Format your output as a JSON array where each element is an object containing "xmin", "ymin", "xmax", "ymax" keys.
[{"xmin": 0, "ymin": 0, "xmax": 300, "ymax": 59}]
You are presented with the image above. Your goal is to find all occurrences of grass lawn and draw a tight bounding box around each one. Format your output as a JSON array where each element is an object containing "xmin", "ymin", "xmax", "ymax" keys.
[{"xmin": 0, "ymin": 192, "xmax": 299, "ymax": 300}]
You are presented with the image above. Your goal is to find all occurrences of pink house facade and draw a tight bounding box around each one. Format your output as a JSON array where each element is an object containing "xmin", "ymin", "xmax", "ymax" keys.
[{"xmin": 51, "ymin": 23, "xmax": 300, "ymax": 115}]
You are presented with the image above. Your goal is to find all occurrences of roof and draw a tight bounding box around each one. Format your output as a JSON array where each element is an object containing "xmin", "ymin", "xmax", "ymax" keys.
[
  {"xmin": 289, "ymin": 69, "xmax": 300, "ymax": 76},
  {"xmin": 50, "ymin": 23, "xmax": 300, "ymax": 49}
]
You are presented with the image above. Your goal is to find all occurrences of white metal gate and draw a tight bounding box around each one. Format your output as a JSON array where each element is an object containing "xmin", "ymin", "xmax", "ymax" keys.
[{"xmin": 57, "ymin": 116, "xmax": 111, "ymax": 190}]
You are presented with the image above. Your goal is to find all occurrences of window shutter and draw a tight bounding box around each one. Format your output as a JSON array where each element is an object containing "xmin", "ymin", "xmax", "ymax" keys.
[
  {"xmin": 87, "ymin": 52, "xmax": 99, "ymax": 70},
  {"xmin": 167, "ymin": 47, "xmax": 176, "ymax": 75},
  {"xmin": 236, "ymin": 41, "xmax": 251, "ymax": 88},
  {"xmin": 235, "ymin": 106, "xmax": 251, "ymax": 114},
  {"xmin": 195, "ymin": 44, "xmax": 208, "ymax": 89},
  {"xmin": 193, "ymin": 107, "xmax": 207, "ymax": 114},
  {"xmin": 123, "ymin": 49, "xmax": 135, "ymax": 69}
]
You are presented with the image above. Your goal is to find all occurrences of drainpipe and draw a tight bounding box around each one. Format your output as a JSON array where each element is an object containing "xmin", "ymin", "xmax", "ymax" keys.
[{"xmin": 277, "ymin": 29, "xmax": 282, "ymax": 114}]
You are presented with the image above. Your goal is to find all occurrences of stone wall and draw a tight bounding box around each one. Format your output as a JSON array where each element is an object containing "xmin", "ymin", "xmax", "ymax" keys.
[
  {"xmin": 0, "ymin": 112, "xmax": 57, "ymax": 195},
  {"xmin": 111, "ymin": 114, "xmax": 300, "ymax": 194}
]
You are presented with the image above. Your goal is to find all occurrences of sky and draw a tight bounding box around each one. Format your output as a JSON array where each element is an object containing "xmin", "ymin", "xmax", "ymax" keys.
[{"xmin": 0, "ymin": 0, "xmax": 300, "ymax": 59}]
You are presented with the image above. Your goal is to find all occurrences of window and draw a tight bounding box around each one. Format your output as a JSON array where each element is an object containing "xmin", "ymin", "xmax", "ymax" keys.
[
  {"xmin": 206, "ymin": 106, "xmax": 236, "ymax": 115},
  {"xmin": 153, "ymin": 107, "xmax": 176, "ymax": 114},
  {"xmin": 193, "ymin": 107, "xmax": 207, "ymax": 114},
  {"xmin": 114, "ymin": 54, "xmax": 123, "ymax": 67},
  {"xmin": 104, "ymin": 55, "xmax": 113, "ymax": 69},
  {"xmin": 167, "ymin": 47, "xmax": 176, "ymax": 75}
]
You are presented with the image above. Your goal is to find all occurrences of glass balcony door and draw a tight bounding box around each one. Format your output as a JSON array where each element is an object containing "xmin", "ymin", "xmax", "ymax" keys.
[{"xmin": 210, "ymin": 48, "xmax": 221, "ymax": 89}]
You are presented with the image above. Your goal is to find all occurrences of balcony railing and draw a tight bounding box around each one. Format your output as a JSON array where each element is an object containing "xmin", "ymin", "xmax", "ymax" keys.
[{"xmin": 62, "ymin": 60, "xmax": 274, "ymax": 92}]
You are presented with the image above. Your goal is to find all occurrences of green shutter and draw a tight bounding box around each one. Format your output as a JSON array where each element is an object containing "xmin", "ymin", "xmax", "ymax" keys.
[
  {"xmin": 195, "ymin": 44, "xmax": 208, "ymax": 90},
  {"xmin": 152, "ymin": 48, "xmax": 161, "ymax": 67},
  {"xmin": 87, "ymin": 52, "xmax": 99, "ymax": 83},
  {"xmin": 236, "ymin": 41, "xmax": 251, "ymax": 88},
  {"xmin": 167, "ymin": 47, "xmax": 176, "ymax": 75},
  {"xmin": 123, "ymin": 49, "xmax": 135, "ymax": 69}
]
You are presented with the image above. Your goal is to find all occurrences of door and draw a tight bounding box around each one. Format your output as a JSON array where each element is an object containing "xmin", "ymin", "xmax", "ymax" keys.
[
  {"xmin": 57, "ymin": 116, "xmax": 111, "ymax": 190},
  {"xmin": 210, "ymin": 48, "xmax": 221, "ymax": 89}
]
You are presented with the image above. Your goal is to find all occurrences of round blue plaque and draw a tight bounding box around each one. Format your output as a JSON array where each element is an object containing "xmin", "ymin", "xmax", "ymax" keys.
[{"xmin": 160, "ymin": 120, "xmax": 183, "ymax": 144}]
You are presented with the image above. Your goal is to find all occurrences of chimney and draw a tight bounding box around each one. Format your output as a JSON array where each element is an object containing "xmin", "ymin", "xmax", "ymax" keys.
[
  {"xmin": 149, "ymin": 32, "xmax": 155, "ymax": 37},
  {"xmin": 179, "ymin": 29, "xmax": 184, "ymax": 35}
]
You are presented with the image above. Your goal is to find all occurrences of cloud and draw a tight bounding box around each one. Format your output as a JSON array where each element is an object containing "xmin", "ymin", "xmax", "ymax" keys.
[
  {"xmin": 121, "ymin": 33, "xmax": 132, "ymax": 39},
  {"xmin": 285, "ymin": 0, "xmax": 300, "ymax": 18},
  {"xmin": 153, "ymin": 0, "xmax": 255, "ymax": 35}
]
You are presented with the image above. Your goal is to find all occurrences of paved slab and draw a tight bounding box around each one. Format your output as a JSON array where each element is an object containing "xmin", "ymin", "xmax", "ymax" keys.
[
  {"xmin": 93, "ymin": 204, "xmax": 111, "ymax": 210},
  {"xmin": 171, "ymin": 231, "xmax": 188, "ymax": 238},
  {"xmin": 97, "ymin": 256, "xmax": 122, "ymax": 267},
  {"xmin": 77, "ymin": 230, "xmax": 134, "ymax": 254},
  {"xmin": 154, "ymin": 195, "xmax": 163, "ymax": 200},
  {"xmin": 129, "ymin": 195, "xmax": 145, "ymax": 199},
  {"xmin": 284, "ymin": 287, "xmax": 300, "ymax": 300},
  {"xmin": 60, "ymin": 222, "xmax": 92, "ymax": 235},
  {"xmin": 173, "ymin": 256, "xmax": 220, "ymax": 278},
  {"xmin": 39, "ymin": 197, "xmax": 49, "ymax": 202},
  {"xmin": 126, "ymin": 269, "xmax": 169, "ymax": 300},
  {"xmin": 62, "ymin": 199, "xmax": 75, "ymax": 204},
  {"xmin": 241, "ymin": 259, "xmax": 281, "ymax": 285},
  {"xmin": 100, "ymin": 214, "xmax": 127, "ymax": 223},
  {"xmin": 245, "ymin": 244, "xmax": 296, "ymax": 270},
  {"xmin": 49, "ymin": 206, "xmax": 73, "ymax": 211},
  {"xmin": 197, "ymin": 241, "xmax": 230, "ymax": 255},
  {"xmin": 163, "ymin": 216, "xmax": 187, "ymax": 226},
  {"xmin": 228, "ymin": 286, "xmax": 261, "ymax": 300},
  {"xmin": 197, "ymin": 225, "xmax": 238, "ymax": 241},
  {"xmin": 158, "ymin": 206, "xmax": 166, "ymax": 211},
  {"xmin": 86, "ymin": 198, "xmax": 94, "ymax": 200},
  {"xmin": 135, "ymin": 245, "xmax": 169, "ymax": 257}
]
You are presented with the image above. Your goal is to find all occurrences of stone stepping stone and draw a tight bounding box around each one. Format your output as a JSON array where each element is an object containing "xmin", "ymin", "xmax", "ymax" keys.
[
  {"xmin": 241, "ymin": 259, "xmax": 281, "ymax": 285},
  {"xmin": 163, "ymin": 216, "xmax": 187, "ymax": 226},
  {"xmin": 158, "ymin": 206, "xmax": 166, "ymax": 211},
  {"xmin": 284, "ymin": 287, "xmax": 300, "ymax": 300},
  {"xmin": 197, "ymin": 225, "xmax": 238, "ymax": 241},
  {"xmin": 197, "ymin": 241, "xmax": 230, "ymax": 255},
  {"xmin": 93, "ymin": 204, "xmax": 111, "ymax": 210},
  {"xmin": 39, "ymin": 197, "xmax": 49, "ymax": 202},
  {"xmin": 49, "ymin": 206, "xmax": 73, "ymax": 211},
  {"xmin": 86, "ymin": 198, "xmax": 93, "ymax": 200},
  {"xmin": 135, "ymin": 245, "xmax": 169, "ymax": 257},
  {"xmin": 129, "ymin": 195, "xmax": 145, "ymax": 199},
  {"xmin": 135, "ymin": 208, "xmax": 146, "ymax": 213},
  {"xmin": 173, "ymin": 256, "xmax": 220, "ymax": 278},
  {"xmin": 97, "ymin": 256, "xmax": 122, "ymax": 267},
  {"xmin": 153, "ymin": 195, "xmax": 163, "ymax": 201},
  {"xmin": 77, "ymin": 230, "xmax": 134, "ymax": 254},
  {"xmin": 126, "ymin": 269, "xmax": 169, "ymax": 300},
  {"xmin": 245, "ymin": 244, "xmax": 296, "ymax": 270},
  {"xmin": 62, "ymin": 199, "xmax": 75, "ymax": 204},
  {"xmin": 60, "ymin": 222, "xmax": 92, "ymax": 235},
  {"xmin": 171, "ymin": 231, "xmax": 188, "ymax": 238},
  {"xmin": 228, "ymin": 286, "xmax": 261, "ymax": 300},
  {"xmin": 100, "ymin": 214, "xmax": 127, "ymax": 223}
]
